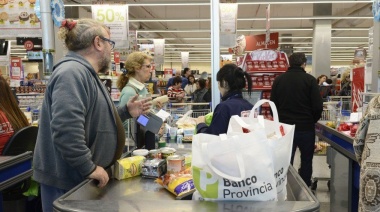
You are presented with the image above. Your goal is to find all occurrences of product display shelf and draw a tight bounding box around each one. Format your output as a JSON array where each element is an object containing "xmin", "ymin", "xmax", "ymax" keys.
[
  {"xmin": 315, "ymin": 121, "xmax": 359, "ymax": 212},
  {"xmin": 53, "ymin": 144, "xmax": 319, "ymax": 212}
]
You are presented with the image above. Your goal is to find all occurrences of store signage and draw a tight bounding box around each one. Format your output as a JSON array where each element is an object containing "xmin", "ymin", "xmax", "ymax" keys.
[
  {"xmin": 24, "ymin": 40, "xmax": 34, "ymax": 51},
  {"xmin": 10, "ymin": 57, "xmax": 23, "ymax": 80},
  {"xmin": 181, "ymin": 52, "xmax": 189, "ymax": 69},
  {"xmin": 246, "ymin": 32, "xmax": 279, "ymax": 51},
  {"xmin": 228, "ymin": 32, "xmax": 279, "ymax": 54},
  {"xmin": 16, "ymin": 37, "xmax": 42, "ymax": 46},
  {"xmin": 92, "ymin": 5, "xmax": 128, "ymax": 44},
  {"xmin": 353, "ymin": 48, "xmax": 366, "ymax": 64},
  {"xmin": 114, "ymin": 52, "xmax": 120, "ymax": 64},
  {"xmin": 27, "ymin": 51, "xmax": 43, "ymax": 60},
  {"xmin": 164, "ymin": 68, "xmax": 173, "ymax": 79},
  {"xmin": 352, "ymin": 67, "xmax": 364, "ymax": 112},
  {"xmin": 0, "ymin": 2, "xmax": 42, "ymax": 38},
  {"xmin": 154, "ymin": 39, "xmax": 165, "ymax": 65},
  {"xmin": 219, "ymin": 3, "xmax": 238, "ymax": 34}
]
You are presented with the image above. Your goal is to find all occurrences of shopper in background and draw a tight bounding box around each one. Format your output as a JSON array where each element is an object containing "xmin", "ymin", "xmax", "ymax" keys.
[
  {"xmin": 167, "ymin": 76, "xmax": 185, "ymax": 103},
  {"xmin": 0, "ymin": 76, "xmax": 29, "ymax": 154},
  {"xmin": 204, "ymin": 76, "xmax": 212, "ymax": 107},
  {"xmin": 319, "ymin": 78, "xmax": 334, "ymax": 102},
  {"xmin": 116, "ymin": 52, "xmax": 161, "ymax": 149},
  {"xmin": 339, "ymin": 70, "xmax": 351, "ymax": 96},
  {"xmin": 192, "ymin": 78, "xmax": 210, "ymax": 110},
  {"xmin": 33, "ymin": 19, "xmax": 152, "ymax": 212},
  {"xmin": 181, "ymin": 67, "xmax": 191, "ymax": 88},
  {"xmin": 195, "ymin": 64, "xmax": 253, "ymax": 135},
  {"xmin": 316, "ymin": 74, "xmax": 327, "ymax": 86},
  {"xmin": 166, "ymin": 67, "xmax": 190, "ymax": 90},
  {"xmin": 353, "ymin": 95, "xmax": 380, "ymax": 212},
  {"xmin": 270, "ymin": 52, "xmax": 323, "ymax": 189},
  {"xmin": 184, "ymin": 74, "xmax": 196, "ymax": 96}
]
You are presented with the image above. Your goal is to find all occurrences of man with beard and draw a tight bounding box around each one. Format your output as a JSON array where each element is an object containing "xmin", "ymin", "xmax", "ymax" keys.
[{"xmin": 33, "ymin": 19, "xmax": 152, "ymax": 211}]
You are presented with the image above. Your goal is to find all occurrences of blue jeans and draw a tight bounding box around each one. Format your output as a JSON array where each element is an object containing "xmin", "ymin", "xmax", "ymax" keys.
[
  {"xmin": 40, "ymin": 183, "xmax": 68, "ymax": 212},
  {"xmin": 290, "ymin": 130, "xmax": 315, "ymax": 187}
]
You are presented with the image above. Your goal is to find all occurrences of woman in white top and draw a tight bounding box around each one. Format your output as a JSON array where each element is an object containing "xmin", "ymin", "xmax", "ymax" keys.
[{"xmin": 184, "ymin": 74, "xmax": 197, "ymax": 96}]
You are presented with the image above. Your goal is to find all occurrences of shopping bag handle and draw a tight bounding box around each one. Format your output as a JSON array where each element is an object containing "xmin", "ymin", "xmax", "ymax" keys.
[
  {"xmin": 201, "ymin": 136, "xmax": 246, "ymax": 182},
  {"xmin": 251, "ymin": 99, "xmax": 281, "ymax": 137},
  {"xmin": 228, "ymin": 115, "xmax": 256, "ymax": 133}
]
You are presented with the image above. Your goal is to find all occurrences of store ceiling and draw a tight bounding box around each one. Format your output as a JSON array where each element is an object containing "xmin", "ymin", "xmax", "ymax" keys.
[{"xmin": 13, "ymin": 0, "xmax": 375, "ymax": 64}]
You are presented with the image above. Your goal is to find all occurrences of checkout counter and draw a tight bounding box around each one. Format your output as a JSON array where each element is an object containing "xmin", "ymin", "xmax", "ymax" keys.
[
  {"xmin": 0, "ymin": 152, "xmax": 33, "ymax": 211},
  {"xmin": 53, "ymin": 145, "xmax": 319, "ymax": 212},
  {"xmin": 315, "ymin": 121, "xmax": 359, "ymax": 212}
]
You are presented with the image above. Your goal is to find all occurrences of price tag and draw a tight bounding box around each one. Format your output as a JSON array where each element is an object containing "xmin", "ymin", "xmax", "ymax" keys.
[{"xmin": 92, "ymin": 5, "xmax": 128, "ymax": 41}]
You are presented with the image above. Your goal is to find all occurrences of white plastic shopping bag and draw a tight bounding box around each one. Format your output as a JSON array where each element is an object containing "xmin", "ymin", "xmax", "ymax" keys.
[
  {"xmin": 192, "ymin": 133, "xmax": 277, "ymax": 201},
  {"xmin": 227, "ymin": 99, "xmax": 295, "ymax": 201}
]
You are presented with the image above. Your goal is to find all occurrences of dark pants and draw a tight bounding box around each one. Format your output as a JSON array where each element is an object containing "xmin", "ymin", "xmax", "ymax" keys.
[{"xmin": 290, "ymin": 130, "xmax": 315, "ymax": 187}]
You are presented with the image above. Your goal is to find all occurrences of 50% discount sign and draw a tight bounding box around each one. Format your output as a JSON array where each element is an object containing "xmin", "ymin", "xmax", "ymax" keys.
[{"xmin": 92, "ymin": 5, "xmax": 128, "ymax": 41}]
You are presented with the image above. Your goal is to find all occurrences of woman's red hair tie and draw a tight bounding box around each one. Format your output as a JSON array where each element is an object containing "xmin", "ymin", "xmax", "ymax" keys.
[{"xmin": 60, "ymin": 19, "xmax": 77, "ymax": 30}]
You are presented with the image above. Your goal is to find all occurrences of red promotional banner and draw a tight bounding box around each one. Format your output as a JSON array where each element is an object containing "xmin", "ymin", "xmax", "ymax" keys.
[
  {"xmin": 229, "ymin": 32, "xmax": 279, "ymax": 55},
  {"xmin": 10, "ymin": 57, "xmax": 22, "ymax": 80},
  {"xmin": 245, "ymin": 49, "xmax": 289, "ymax": 72},
  {"xmin": 351, "ymin": 67, "xmax": 364, "ymax": 112},
  {"xmin": 114, "ymin": 52, "xmax": 120, "ymax": 64}
]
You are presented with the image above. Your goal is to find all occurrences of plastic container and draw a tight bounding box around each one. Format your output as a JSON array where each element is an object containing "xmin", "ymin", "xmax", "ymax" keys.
[
  {"xmin": 132, "ymin": 149, "xmax": 149, "ymax": 157},
  {"xmin": 32, "ymin": 109, "xmax": 39, "ymax": 122}
]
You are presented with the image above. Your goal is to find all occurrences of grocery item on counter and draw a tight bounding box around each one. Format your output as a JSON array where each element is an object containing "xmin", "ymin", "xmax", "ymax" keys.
[
  {"xmin": 167, "ymin": 155, "xmax": 185, "ymax": 174},
  {"xmin": 114, "ymin": 156, "xmax": 146, "ymax": 180},
  {"xmin": 155, "ymin": 167, "xmax": 195, "ymax": 197},
  {"xmin": 132, "ymin": 149, "xmax": 149, "ymax": 157},
  {"xmin": 160, "ymin": 147, "xmax": 176, "ymax": 159},
  {"xmin": 142, "ymin": 158, "xmax": 167, "ymax": 178}
]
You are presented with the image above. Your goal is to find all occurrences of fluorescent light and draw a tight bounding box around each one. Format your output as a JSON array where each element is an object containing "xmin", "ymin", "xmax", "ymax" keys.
[
  {"xmin": 138, "ymin": 38, "xmax": 211, "ymax": 41},
  {"xmin": 64, "ymin": 2, "xmax": 211, "ymax": 7},
  {"xmin": 130, "ymin": 16, "xmax": 372, "ymax": 22},
  {"xmin": 138, "ymin": 27, "xmax": 367, "ymax": 33},
  {"xmin": 237, "ymin": 1, "xmax": 372, "ymax": 5}
]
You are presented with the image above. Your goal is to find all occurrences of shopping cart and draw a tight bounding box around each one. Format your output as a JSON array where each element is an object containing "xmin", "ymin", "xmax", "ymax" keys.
[{"xmin": 165, "ymin": 102, "xmax": 212, "ymax": 119}]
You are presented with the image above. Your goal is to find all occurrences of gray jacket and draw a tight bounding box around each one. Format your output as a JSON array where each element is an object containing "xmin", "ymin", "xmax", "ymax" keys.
[{"xmin": 33, "ymin": 51, "xmax": 131, "ymax": 190}]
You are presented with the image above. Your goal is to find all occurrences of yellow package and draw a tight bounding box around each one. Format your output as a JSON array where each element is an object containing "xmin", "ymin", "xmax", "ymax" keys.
[{"xmin": 114, "ymin": 156, "xmax": 145, "ymax": 180}]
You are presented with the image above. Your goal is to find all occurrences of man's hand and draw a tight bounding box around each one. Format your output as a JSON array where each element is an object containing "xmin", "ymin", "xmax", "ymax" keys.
[
  {"xmin": 88, "ymin": 166, "xmax": 109, "ymax": 188},
  {"xmin": 127, "ymin": 94, "xmax": 153, "ymax": 118}
]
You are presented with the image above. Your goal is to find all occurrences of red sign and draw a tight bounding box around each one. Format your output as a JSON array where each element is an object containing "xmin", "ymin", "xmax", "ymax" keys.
[
  {"xmin": 246, "ymin": 32, "xmax": 279, "ymax": 51},
  {"xmin": 24, "ymin": 40, "xmax": 34, "ymax": 51},
  {"xmin": 113, "ymin": 52, "xmax": 120, "ymax": 64},
  {"xmin": 10, "ymin": 57, "xmax": 23, "ymax": 80},
  {"xmin": 351, "ymin": 67, "xmax": 364, "ymax": 112}
]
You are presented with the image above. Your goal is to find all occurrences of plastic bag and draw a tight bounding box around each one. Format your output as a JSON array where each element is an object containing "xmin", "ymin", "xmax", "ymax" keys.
[{"xmin": 176, "ymin": 110, "xmax": 196, "ymax": 128}]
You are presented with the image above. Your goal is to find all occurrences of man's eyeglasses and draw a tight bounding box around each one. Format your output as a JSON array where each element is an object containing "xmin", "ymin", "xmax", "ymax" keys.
[
  {"xmin": 142, "ymin": 64, "xmax": 152, "ymax": 68},
  {"xmin": 99, "ymin": 36, "xmax": 115, "ymax": 50}
]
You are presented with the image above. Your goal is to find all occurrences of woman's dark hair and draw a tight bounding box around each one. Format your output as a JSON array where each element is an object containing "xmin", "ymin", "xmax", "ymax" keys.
[
  {"xmin": 197, "ymin": 78, "xmax": 206, "ymax": 89},
  {"xmin": 173, "ymin": 76, "xmax": 182, "ymax": 85},
  {"xmin": 216, "ymin": 64, "xmax": 252, "ymax": 95},
  {"xmin": 187, "ymin": 74, "xmax": 195, "ymax": 85}
]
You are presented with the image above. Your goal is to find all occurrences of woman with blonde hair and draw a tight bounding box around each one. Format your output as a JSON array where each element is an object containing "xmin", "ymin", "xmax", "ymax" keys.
[
  {"xmin": 0, "ymin": 76, "xmax": 29, "ymax": 154},
  {"xmin": 117, "ymin": 52, "xmax": 158, "ymax": 149},
  {"xmin": 339, "ymin": 70, "xmax": 351, "ymax": 96}
]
